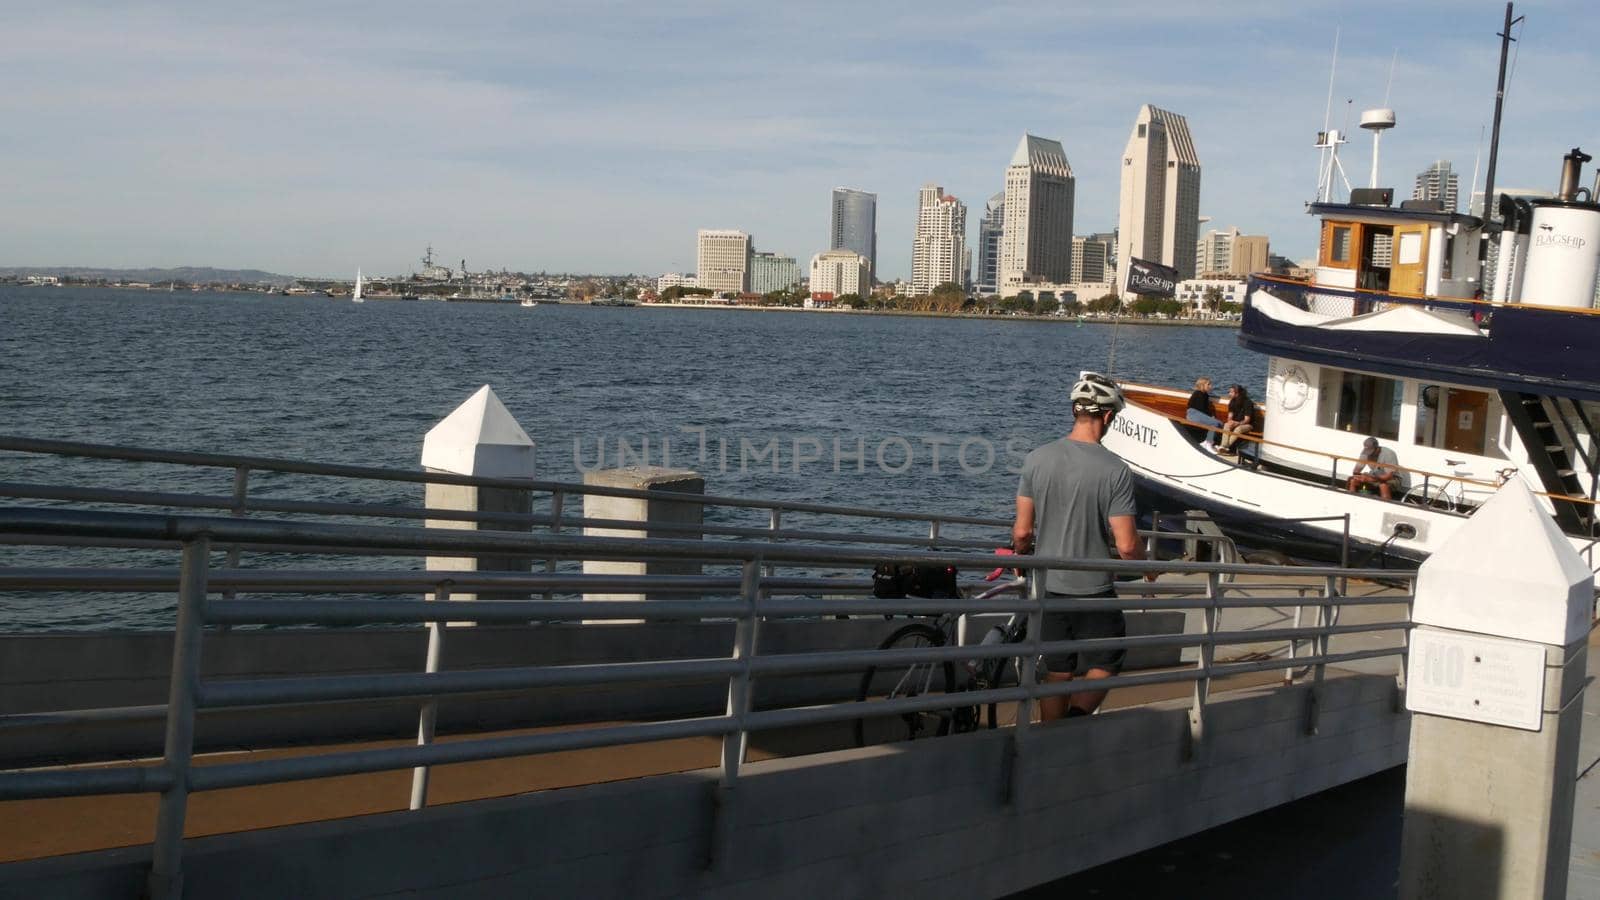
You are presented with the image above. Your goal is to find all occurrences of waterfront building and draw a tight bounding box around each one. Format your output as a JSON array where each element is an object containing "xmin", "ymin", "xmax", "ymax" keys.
[
  {"xmin": 1414, "ymin": 160, "xmax": 1460, "ymax": 212},
  {"xmin": 998, "ymin": 279, "xmax": 1115, "ymax": 304},
  {"xmin": 656, "ymin": 273, "xmax": 698, "ymax": 292},
  {"xmin": 1117, "ymin": 105, "xmax": 1202, "ymax": 286},
  {"xmin": 1071, "ymin": 234, "xmax": 1112, "ymax": 284},
  {"xmin": 696, "ymin": 230, "xmax": 752, "ymax": 294},
  {"xmin": 830, "ymin": 188, "xmax": 878, "ymax": 277},
  {"xmin": 976, "ymin": 192, "xmax": 1004, "ymax": 294},
  {"xmin": 750, "ymin": 252, "xmax": 801, "ymax": 294},
  {"xmin": 910, "ymin": 184, "xmax": 967, "ymax": 296},
  {"xmin": 1175, "ymin": 277, "xmax": 1247, "ymax": 316},
  {"xmin": 808, "ymin": 249, "xmax": 871, "ymax": 299},
  {"xmin": 1000, "ymin": 134, "xmax": 1076, "ymax": 288},
  {"xmin": 1195, "ymin": 226, "xmax": 1270, "ymax": 277}
]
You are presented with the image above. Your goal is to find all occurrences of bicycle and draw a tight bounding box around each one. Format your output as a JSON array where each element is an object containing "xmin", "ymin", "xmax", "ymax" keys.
[
  {"xmin": 1402, "ymin": 461, "xmax": 1516, "ymax": 512},
  {"xmin": 853, "ymin": 558, "xmax": 1029, "ymax": 747}
]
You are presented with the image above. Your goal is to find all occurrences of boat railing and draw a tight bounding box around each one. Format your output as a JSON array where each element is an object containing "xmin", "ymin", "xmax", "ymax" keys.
[
  {"xmin": 1248, "ymin": 273, "xmax": 1485, "ymax": 319},
  {"xmin": 0, "ymin": 506, "xmax": 1414, "ymax": 897},
  {"xmin": 1128, "ymin": 398, "xmax": 1597, "ymax": 516}
]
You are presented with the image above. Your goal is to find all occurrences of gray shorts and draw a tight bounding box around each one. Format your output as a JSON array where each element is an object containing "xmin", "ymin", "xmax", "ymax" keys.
[{"xmin": 1040, "ymin": 589, "xmax": 1127, "ymax": 676}]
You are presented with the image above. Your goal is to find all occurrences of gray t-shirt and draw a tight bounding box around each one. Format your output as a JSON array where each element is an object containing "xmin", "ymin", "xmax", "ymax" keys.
[{"xmin": 1017, "ymin": 438, "xmax": 1138, "ymax": 595}]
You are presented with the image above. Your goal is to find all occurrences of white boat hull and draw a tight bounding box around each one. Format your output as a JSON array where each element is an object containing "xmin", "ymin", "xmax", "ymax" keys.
[{"xmin": 1102, "ymin": 384, "xmax": 1600, "ymax": 580}]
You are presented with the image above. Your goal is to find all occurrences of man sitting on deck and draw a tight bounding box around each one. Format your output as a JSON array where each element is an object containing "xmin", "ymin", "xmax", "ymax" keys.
[{"xmin": 1347, "ymin": 436, "xmax": 1405, "ymax": 500}]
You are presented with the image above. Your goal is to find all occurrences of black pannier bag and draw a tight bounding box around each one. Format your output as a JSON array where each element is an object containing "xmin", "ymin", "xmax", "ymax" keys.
[{"xmin": 871, "ymin": 563, "xmax": 960, "ymax": 599}]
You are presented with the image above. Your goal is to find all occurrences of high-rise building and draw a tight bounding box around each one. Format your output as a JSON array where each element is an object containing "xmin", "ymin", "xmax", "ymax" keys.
[
  {"xmin": 976, "ymin": 192, "xmax": 1004, "ymax": 294},
  {"xmin": 830, "ymin": 188, "xmax": 878, "ymax": 277},
  {"xmin": 1117, "ymin": 105, "xmax": 1202, "ymax": 286},
  {"xmin": 696, "ymin": 229, "xmax": 752, "ymax": 294},
  {"xmin": 1414, "ymin": 160, "xmax": 1460, "ymax": 212},
  {"xmin": 749, "ymin": 251, "xmax": 801, "ymax": 294},
  {"xmin": 1071, "ymin": 234, "xmax": 1112, "ymax": 284},
  {"xmin": 808, "ymin": 249, "xmax": 872, "ymax": 298},
  {"xmin": 1000, "ymin": 134, "xmax": 1075, "ymax": 287},
  {"xmin": 1194, "ymin": 226, "xmax": 1270, "ymax": 277},
  {"xmin": 910, "ymin": 184, "xmax": 967, "ymax": 295}
]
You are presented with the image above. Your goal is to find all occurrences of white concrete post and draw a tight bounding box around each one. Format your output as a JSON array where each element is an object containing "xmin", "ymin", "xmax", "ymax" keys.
[
  {"xmin": 1399, "ymin": 478, "xmax": 1592, "ymax": 900},
  {"xmin": 582, "ymin": 466, "xmax": 704, "ymax": 622},
  {"xmin": 420, "ymin": 386, "xmax": 537, "ymax": 603}
]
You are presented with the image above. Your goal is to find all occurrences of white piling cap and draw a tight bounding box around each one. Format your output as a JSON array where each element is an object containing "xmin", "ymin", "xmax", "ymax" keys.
[
  {"xmin": 1413, "ymin": 476, "xmax": 1594, "ymax": 646},
  {"xmin": 420, "ymin": 385, "xmax": 536, "ymax": 478}
]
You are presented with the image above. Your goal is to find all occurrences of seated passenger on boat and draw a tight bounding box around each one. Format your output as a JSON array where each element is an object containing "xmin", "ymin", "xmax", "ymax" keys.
[
  {"xmin": 1347, "ymin": 436, "xmax": 1406, "ymax": 500},
  {"xmin": 1183, "ymin": 377, "xmax": 1221, "ymax": 446},
  {"xmin": 1217, "ymin": 384, "xmax": 1256, "ymax": 454}
]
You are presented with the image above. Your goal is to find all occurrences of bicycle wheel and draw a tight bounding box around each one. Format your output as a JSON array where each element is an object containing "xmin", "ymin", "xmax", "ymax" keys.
[{"xmin": 854, "ymin": 623, "xmax": 955, "ymax": 747}]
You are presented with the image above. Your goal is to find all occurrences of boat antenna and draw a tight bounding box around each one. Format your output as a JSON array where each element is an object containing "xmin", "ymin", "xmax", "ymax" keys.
[
  {"xmin": 1481, "ymin": 2, "xmax": 1524, "ymax": 236},
  {"xmin": 1315, "ymin": 28, "xmax": 1342, "ymax": 202},
  {"xmin": 1382, "ymin": 49, "xmax": 1398, "ymax": 106}
]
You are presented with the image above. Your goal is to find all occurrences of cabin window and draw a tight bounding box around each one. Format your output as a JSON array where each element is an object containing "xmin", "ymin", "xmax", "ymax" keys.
[
  {"xmin": 1318, "ymin": 370, "xmax": 1401, "ymax": 439},
  {"xmin": 1322, "ymin": 222, "xmax": 1355, "ymax": 269}
]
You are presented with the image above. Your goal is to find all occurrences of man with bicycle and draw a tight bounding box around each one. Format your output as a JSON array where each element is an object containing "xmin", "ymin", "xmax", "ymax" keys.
[{"xmin": 1013, "ymin": 372, "xmax": 1152, "ymax": 721}]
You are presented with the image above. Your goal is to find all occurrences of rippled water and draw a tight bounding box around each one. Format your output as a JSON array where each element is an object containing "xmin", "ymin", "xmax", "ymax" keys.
[{"xmin": 1, "ymin": 286, "xmax": 1265, "ymax": 628}]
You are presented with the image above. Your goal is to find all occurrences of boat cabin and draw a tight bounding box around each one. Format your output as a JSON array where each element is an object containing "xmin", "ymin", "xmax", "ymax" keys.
[{"xmin": 1310, "ymin": 199, "xmax": 1483, "ymax": 302}]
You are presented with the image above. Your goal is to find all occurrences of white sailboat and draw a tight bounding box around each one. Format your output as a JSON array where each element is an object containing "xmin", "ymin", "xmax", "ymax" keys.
[{"xmin": 352, "ymin": 269, "xmax": 365, "ymax": 303}]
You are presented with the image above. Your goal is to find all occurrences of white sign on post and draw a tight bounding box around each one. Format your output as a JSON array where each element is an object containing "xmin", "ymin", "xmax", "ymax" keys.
[{"xmin": 1405, "ymin": 628, "xmax": 1547, "ymax": 731}]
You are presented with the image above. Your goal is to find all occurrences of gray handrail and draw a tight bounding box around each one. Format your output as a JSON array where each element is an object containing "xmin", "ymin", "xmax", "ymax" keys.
[
  {"xmin": 0, "ymin": 434, "xmax": 1009, "ymax": 528},
  {"xmin": 0, "ymin": 504, "xmax": 1414, "ymax": 898}
]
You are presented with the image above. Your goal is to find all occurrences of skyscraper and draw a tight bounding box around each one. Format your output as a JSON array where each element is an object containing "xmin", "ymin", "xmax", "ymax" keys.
[
  {"xmin": 696, "ymin": 230, "xmax": 752, "ymax": 294},
  {"xmin": 1071, "ymin": 235, "xmax": 1112, "ymax": 284},
  {"xmin": 830, "ymin": 188, "xmax": 877, "ymax": 278},
  {"xmin": 749, "ymin": 251, "xmax": 801, "ymax": 294},
  {"xmin": 1117, "ymin": 105, "xmax": 1202, "ymax": 286},
  {"xmin": 809, "ymin": 250, "xmax": 871, "ymax": 299},
  {"xmin": 1000, "ymin": 134, "xmax": 1075, "ymax": 287},
  {"xmin": 910, "ymin": 184, "xmax": 967, "ymax": 296},
  {"xmin": 1195, "ymin": 226, "xmax": 1270, "ymax": 277},
  {"xmin": 1414, "ymin": 160, "xmax": 1460, "ymax": 212},
  {"xmin": 976, "ymin": 192, "xmax": 1004, "ymax": 294}
]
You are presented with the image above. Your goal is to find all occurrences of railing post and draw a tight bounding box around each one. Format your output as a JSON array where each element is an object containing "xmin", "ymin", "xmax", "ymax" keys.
[
  {"xmin": 409, "ymin": 585, "xmax": 450, "ymax": 810},
  {"xmin": 708, "ymin": 558, "xmax": 761, "ymax": 870},
  {"xmin": 218, "ymin": 466, "xmax": 250, "ymax": 633},
  {"xmin": 1186, "ymin": 572, "xmax": 1218, "ymax": 760},
  {"xmin": 544, "ymin": 490, "xmax": 563, "ymax": 602},
  {"xmin": 765, "ymin": 509, "xmax": 781, "ymax": 579},
  {"xmin": 1003, "ymin": 564, "xmax": 1045, "ymax": 805},
  {"xmin": 1305, "ymin": 574, "xmax": 1337, "ymax": 735},
  {"xmin": 928, "ymin": 518, "xmax": 941, "ymax": 543},
  {"xmin": 147, "ymin": 536, "xmax": 209, "ymax": 900}
]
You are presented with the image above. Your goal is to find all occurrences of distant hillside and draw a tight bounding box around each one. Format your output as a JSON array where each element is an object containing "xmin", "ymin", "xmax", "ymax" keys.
[{"xmin": 0, "ymin": 266, "xmax": 299, "ymax": 285}]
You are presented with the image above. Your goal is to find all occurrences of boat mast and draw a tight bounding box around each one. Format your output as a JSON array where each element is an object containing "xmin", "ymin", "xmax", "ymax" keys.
[{"xmin": 1481, "ymin": 3, "xmax": 1523, "ymax": 235}]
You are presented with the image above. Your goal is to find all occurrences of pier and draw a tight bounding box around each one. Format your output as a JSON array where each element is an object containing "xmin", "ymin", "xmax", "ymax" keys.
[{"xmin": 0, "ymin": 395, "xmax": 1591, "ymax": 898}]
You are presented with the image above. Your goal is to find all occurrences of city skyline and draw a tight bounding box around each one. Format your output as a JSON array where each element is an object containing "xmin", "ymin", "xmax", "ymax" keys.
[{"xmin": 5, "ymin": 2, "xmax": 1599, "ymax": 279}]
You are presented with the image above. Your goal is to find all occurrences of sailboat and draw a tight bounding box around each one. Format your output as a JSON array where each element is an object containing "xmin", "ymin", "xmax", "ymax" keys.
[{"xmin": 352, "ymin": 269, "xmax": 365, "ymax": 303}]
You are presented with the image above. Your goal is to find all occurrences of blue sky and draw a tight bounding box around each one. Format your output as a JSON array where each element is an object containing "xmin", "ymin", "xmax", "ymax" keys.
[{"xmin": 3, "ymin": 1, "xmax": 1596, "ymax": 279}]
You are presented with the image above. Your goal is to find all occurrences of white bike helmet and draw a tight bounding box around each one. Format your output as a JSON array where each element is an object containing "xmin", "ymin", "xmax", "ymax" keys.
[{"xmin": 1070, "ymin": 371, "xmax": 1125, "ymax": 415}]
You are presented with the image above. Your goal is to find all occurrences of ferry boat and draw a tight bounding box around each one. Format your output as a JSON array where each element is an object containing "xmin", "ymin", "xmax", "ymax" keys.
[{"xmin": 1104, "ymin": 141, "xmax": 1600, "ymax": 577}]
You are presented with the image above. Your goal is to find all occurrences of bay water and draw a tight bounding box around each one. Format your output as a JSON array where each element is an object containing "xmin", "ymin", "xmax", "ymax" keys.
[{"xmin": 2, "ymin": 286, "xmax": 1264, "ymax": 628}]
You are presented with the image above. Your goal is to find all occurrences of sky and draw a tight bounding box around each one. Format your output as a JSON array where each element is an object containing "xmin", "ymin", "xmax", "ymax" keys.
[{"xmin": 3, "ymin": 1, "xmax": 1597, "ymax": 280}]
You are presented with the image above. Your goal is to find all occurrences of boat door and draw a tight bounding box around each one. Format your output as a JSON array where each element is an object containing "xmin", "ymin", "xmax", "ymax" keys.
[
  {"xmin": 1390, "ymin": 224, "xmax": 1429, "ymax": 296},
  {"xmin": 1443, "ymin": 388, "xmax": 1491, "ymax": 455}
]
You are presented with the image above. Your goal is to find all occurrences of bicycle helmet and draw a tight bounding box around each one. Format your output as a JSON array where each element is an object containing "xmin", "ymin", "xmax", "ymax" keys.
[{"xmin": 1070, "ymin": 371, "xmax": 1125, "ymax": 415}]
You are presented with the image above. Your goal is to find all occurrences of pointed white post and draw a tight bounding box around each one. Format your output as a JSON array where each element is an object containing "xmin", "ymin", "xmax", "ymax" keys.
[
  {"xmin": 1399, "ymin": 478, "xmax": 1592, "ymax": 899},
  {"xmin": 420, "ymin": 386, "xmax": 537, "ymax": 604}
]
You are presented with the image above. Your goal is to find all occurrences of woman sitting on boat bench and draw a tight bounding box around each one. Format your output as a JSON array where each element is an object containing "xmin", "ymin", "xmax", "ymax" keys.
[{"xmin": 1347, "ymin": 436, "xmax": 1405, "ymax": 500}]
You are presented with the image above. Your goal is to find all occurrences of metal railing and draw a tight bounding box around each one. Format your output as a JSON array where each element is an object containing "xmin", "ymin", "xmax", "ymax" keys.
[
  {"xmin": 0, "ymin": 434, "xmax": 1011, "ymax": 552},
  {"xmin": 0, "ymin": 506, "xmax": 1415, "ymax": 898}
]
